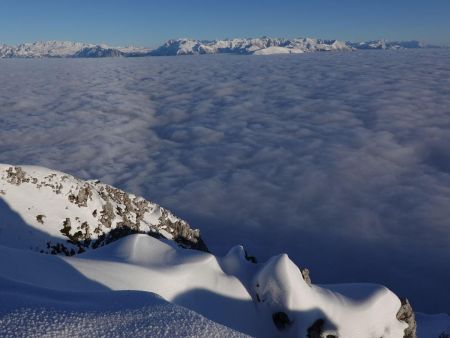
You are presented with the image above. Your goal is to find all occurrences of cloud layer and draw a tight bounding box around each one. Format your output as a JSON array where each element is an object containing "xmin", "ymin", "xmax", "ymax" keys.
[{"xmin": 1, "ymin": 51, "xmax": 449, "ymax": 312}]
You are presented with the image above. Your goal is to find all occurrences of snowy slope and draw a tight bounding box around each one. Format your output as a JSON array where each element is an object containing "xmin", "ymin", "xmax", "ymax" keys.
[
  {"xmin": 0, "ymin": 164, "xmax": 207, "ymax": 254},
  {"xmin": 1, "ymin": 164, "xmax": 449, "ymax": 337}
]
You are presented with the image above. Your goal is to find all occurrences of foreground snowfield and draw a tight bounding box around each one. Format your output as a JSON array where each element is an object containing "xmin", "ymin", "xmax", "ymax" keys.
[
  {"xmin": 0, "ymin": 235, "xmax": 448, "ymax": 337},
  {"xmin": 0, "ymin": 235, "xmax": 405, "ymax": 337},
  {"xmin": 0, "ymin": 275, "xmax": 247, "ymax": 338},
  {"xmin": 0, "ymin": 164, "xmax": 449, "ymax": 337}
]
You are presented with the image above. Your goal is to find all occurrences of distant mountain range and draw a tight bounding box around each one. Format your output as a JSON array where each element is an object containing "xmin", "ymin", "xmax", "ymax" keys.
[{"xmin": 0, "ymin": 38, "xmax": 441, "ymax": 58}]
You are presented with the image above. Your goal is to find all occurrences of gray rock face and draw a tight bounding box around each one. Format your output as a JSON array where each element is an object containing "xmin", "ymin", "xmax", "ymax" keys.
[{"xmin": 396, "ymin": 298, "xmax": 417, "ymax": 338}]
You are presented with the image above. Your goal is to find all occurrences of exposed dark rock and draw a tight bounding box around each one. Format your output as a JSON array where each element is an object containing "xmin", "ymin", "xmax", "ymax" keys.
[
  {"xmin": 100, "ymin": 201, "xmax": 115, "ymax": 228},
  {"xmin": 60, "ymin": 218, "xmax": 72, "ymax": 238},
  {"xmin": 68, "ymin": 185, "xmax": 92, "ymax": 207},
  {"xmin": 46, "ymin": 241, "xmax": 75, "ymax": 256},
  {"xmin": 307, "ymin": 318, "xmax": 337, "ymax": 338},
  {"xmin": 272, "ymin": 311, "xmax": 292, "ymax": 330},
  {"xmin": 439, "ymin": 329, "xmax": 450, "ymax": 338},
  {"xmin": 36, "ymin": 215, "xmax": 46, "ymax": 224},
  {"xmin": 244, "ymin": 249, "xmax": 257, "ymax": 263},
  {"xmin": 158, "ymin": 209, "xmax": 208, "ymax": 251},
  {"xmin": 396, "ymin": 298, "xmax": 417, "ymax": 338},
  {"xmin": 6, "ymin": 166, "xmax": 29, "ymax": 185}
]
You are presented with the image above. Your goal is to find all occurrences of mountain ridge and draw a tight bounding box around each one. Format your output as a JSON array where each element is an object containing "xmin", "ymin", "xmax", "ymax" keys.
[{"xmin": 0, "ymin": 37, "xmax": 440, "ymax": 58}]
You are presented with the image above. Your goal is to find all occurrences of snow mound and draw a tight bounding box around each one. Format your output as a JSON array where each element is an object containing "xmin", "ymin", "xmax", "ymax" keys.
[{"xmin": 0, "ymin": 232, "xmax": 424, "ymax": 337}]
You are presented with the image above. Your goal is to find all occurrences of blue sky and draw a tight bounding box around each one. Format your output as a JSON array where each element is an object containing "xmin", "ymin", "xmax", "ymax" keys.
[{"xmin": 0, "ymin": 0, "xmax": 448, "ymax": 46}]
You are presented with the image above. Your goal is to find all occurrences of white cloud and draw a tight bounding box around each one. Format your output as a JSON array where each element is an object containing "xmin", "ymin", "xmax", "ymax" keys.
[{"xmin": 1, "ymin": 51, "xmax": 450, "ymax": 312}]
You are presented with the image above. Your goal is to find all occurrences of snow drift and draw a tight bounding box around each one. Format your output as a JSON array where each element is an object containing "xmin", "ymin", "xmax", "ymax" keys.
[{"xmin": 0, "ymin": 164, "xmax": 449, "ymax": 337}]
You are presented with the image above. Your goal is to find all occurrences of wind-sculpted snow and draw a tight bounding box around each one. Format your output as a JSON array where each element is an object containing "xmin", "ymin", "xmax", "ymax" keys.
[
  {"xmin": 0, "ymin": 49, "xmax": 449, "ymax": 313},
  {"xmin": 0, "ymin": 235, "xmax": 413, "ymax": 337}
]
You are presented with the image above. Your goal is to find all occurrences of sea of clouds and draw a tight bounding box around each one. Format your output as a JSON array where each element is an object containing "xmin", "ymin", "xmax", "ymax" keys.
[{"xmin": 0, "ymin": 50, "xmax": 449, "ymax": 312}]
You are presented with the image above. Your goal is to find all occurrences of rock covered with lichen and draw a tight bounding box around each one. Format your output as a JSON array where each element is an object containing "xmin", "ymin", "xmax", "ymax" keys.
[{"xmin": 0, "ymin": 164, "xmax": 208, "ymax": 255}]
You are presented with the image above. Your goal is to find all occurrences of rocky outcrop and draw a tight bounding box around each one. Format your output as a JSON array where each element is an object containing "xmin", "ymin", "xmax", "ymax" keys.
[
  {"xmin": 440, "ymin": 328, "xmax": 450, "ymax": 338},
  {"xmin": 6, "ymin": 166, "xmax": 28, "ymax": 185},
  {"xmin": 301, "ymin": 267, "xmax": 312, "ymax": 286},
  {"xmin": 0, "ymin": 165, "xmax": 208, "ymax": 255},
  {"xmin": 307, "ymin": 318, "xmax": 337, "ymax": 338},
  {"xmin": 396, "ymin": 298, "xmax": 417, "ymax": 338}
]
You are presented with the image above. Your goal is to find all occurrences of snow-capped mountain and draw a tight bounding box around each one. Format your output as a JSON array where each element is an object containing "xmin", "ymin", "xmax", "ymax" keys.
[
  {"xmin": 0, "ymin": 164, "xmax": 207, "ymax": 254},
  {"xmin": 347, "ymin": 40, "xmax": 431, "ymax": 50},
  {"xmin": 150, "ymin": 37, "xmax": 353, "ymax": 56},
  {"xmin": 0, "ymin": 41, "xmax": 150, "ymax": 58},
  {"xmin": 0, "ymin": 41, "xmax": 91, "ymax": 58},
  {"xmin": 1, "ymin": 164, "xmax": 449, "ymax": 337},
  {"xmin": 0, "ymin": 37, "xmax": 437, "ymax": 58}
]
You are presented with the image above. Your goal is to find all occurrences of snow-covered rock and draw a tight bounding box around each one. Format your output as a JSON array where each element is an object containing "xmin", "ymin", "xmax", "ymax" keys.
[{"xmin": 0, "ymin": 164, "xmax": 207, "ymax": 254}]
